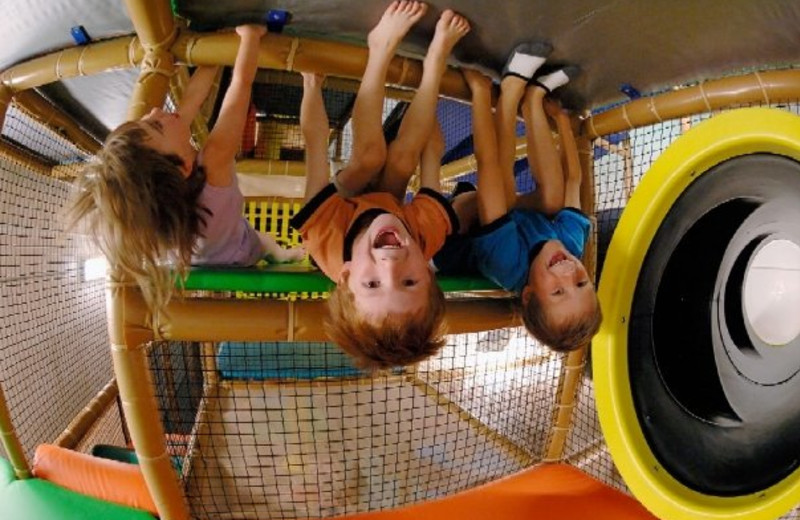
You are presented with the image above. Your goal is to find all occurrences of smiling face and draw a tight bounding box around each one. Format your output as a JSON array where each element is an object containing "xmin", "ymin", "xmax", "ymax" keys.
[
  {"xmin": 523, "ymin": 239, "xmax": 596, "ymax": 326},
  {"xmin": 341, "ymin": 213, "xmax": 432, "ymax": 322},
  {"xmin": 138, "ymin": 107, "xmax": 195, "ymax": 177}
]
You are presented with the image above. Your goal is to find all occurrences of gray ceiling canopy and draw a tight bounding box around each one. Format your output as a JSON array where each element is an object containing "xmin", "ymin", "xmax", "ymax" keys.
[{"xmin": 1, "ymin": 0, "xmax": 798, "ymax": 134}]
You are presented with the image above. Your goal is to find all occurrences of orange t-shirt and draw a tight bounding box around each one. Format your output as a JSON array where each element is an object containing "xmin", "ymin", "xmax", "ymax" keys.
[{"xmin": 290, "ymin": 184, "xmax": 459, "ymax": 281}]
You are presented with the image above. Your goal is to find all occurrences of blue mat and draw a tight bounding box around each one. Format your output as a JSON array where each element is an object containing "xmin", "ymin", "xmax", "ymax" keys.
[{"xmin": 217, "ymin": 341, "xmax": 363, "ymax": 380}]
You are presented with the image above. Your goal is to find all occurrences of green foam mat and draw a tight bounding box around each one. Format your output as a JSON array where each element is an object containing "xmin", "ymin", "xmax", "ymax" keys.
[
  {"xmin": 181, "ymin": 265, "xmax": 500, "ymax": 293},
  {"xmin": 0, "ymin": 457, "xmax": 154, "ymax": 520}
]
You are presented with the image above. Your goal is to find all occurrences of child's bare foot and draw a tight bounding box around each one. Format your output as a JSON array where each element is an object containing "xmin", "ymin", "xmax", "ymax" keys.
[
  {"xmin": 368, "ymin": 1, "xmax": 428, "ymax": 54},
  {"xmin": 267, "ymin": 244, "xmax": 307, "ymax": 263},
  {"xmin": 424, "ymin": 10, "xmax": 471, "ymax": 72},
  {"xmin": 462, "ymin": 68, "xmax": 492, "ymax": 94},
  {"xmin": 259, "ymin": 232, "xmax": 307, "ymax": 263}
]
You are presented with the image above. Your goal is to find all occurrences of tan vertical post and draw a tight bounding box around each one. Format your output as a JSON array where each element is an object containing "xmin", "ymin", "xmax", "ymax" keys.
[
  {"xmin": 200, "ymin": 342, "xmax": 219, "ymax": 389},
  {"xmin": 123, "ymin": 0, "xmax": 177, "ymax": 120},
  {"xmin": 107, "ymin": 270, "xmax": 189, "ymax": 520},
  {"xmin": 0, "ymin": 84, "xmax": 12, "ymax": 134},
  {"xmin": 544, "ymin": 114, "xmax": 596, "ymax": 462},
  {"xmin": 112, "ymin": 4, "xmax": 187, "ymax": 517},
  {"xmin": 0, "ymin": 383, "xmax": 31, "ymax": 479}
]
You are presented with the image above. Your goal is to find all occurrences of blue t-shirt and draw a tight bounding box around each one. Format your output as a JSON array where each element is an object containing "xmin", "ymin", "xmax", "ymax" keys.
[{"xmin": 434, "ymin": 208, "xmax": 591, "ymax": 293}]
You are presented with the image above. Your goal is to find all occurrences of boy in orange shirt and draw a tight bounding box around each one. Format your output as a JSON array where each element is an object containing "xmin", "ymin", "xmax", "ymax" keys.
[{"xmin": 291, "ymin": 1, "xmax": 469, "ymax": 369}]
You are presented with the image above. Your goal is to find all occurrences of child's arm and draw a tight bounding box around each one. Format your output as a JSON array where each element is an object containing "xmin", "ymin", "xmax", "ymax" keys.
[
  {"xmin": 300, "ymin": 72, "xmax": 331, "ymax": 202},
  {"xmin": 202, "ymin": 24, "xmax": 265, "ymax": 186},
  {"xmin": 463, "ymin": 69, "xmax": 507, "ymax": 226},
  {"xmin": 548, "ymin": 102, "xmax": 582, "ymax": 210},
  {"xmin": 177, "ymin": 66, "xmax": 220, "ymax": 122}
]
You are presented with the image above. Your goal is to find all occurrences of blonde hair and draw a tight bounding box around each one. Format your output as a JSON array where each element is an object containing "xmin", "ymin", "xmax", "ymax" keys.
[
  {"xmin": 521, "ymin": 292, "xmax": 603, "ymax": 352},
  {"xmin": 325, "ymin": 273, "xmax": 446, "ymax": 370},
  {"xmin": 68, "ymin": 122, "xmax": 208, "ymax": 311}
]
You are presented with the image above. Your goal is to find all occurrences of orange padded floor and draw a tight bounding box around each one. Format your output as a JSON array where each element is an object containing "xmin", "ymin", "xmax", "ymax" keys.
[{"xmin": 332, "ymin": 463, "xmax": 657, "ymax": 520}]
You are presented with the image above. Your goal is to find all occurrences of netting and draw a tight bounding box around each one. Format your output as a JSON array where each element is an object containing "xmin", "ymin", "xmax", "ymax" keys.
[
  {"xmin": 0, "ymin": 101, "xmax": 122, "ymax": 461},
  {"xmin": 147, "ymin": 329, "xmax": 563, "ymax": 519}
]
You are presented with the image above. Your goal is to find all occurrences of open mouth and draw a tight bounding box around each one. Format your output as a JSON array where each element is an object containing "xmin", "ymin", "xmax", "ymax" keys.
[
  {"xmin": 373, "ymin": 228, "xmax": 403, "ymax": 249},
  {"xmin": 547, "ymin": 251, "xmax": 569, "ymax": 268}
]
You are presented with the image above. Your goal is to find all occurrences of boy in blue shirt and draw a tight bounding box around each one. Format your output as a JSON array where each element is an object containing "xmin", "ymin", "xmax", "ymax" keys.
[{"xmin": 434, "ymin": 49, "xmax": 602, "ymax": 352}]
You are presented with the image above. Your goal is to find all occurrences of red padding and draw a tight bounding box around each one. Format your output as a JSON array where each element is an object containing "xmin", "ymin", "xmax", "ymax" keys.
[
  {"xmin": 32, "ymin": 444, "xmax": 158, "ymax": 515},
  {"xmin": 334, "ymin": 463, "xmax": 657, "ymax": 520}
]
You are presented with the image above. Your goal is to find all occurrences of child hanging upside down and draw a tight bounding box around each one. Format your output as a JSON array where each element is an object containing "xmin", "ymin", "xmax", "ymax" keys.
[
  {"xmin": 292, "ymin": 1, "xmax": 470, "ymax": 369},
  {"xmin": 433, "ymin": 45, "xmax": 602, "ymax": 352},
  {"xmin": 70, "ymin": 24, "xmax": 305, "ymax": 312}
]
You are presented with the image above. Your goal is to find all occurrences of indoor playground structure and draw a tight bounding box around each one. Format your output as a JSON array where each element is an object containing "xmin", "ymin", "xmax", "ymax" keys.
[{"xmin": 1, "ymin": 1, "xmax": 800, "ymax": 519}]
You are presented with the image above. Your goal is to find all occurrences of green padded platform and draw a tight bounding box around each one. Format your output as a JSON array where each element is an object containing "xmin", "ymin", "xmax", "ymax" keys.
[
  {"xmin": 182, "ymin": 265, "xmax": 501, "ymax": 293},
  {"xmin": 0, "ymin": 457, "xmax": 155, "ymax": 520},
  {"xmin": 0, "ymin": 456, "xmax": 14, "ymax": 487}
]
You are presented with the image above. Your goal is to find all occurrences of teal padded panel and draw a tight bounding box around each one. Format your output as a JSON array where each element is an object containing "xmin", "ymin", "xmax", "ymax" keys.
[{"xmin": 217, "ymin": 341, "xmax": 364, "ymax": 379}]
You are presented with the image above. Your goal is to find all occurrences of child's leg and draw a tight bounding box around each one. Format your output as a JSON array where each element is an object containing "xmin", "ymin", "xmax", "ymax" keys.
[
  {"xmin": 520, "ymin": 85, "xmax": 565, "ymax": 215},
  {"xmin": 259, "ymin": 232, "xmax": 307, "ymax": 263},
  {"xmin": 336, "ymin": 0, "xmax": 427, "ymax": 196},
  {"xmin": 463, "ymin": 69, "xmax": 507, "ymax": 227},
  {"xmin": 547, "ymin": 100, "xmax": 584, "ymax": 210},
  {"xmin": 301, "ymin": 73, "xmax": 332, "ymax": 202},
  {"xmin": 495, "ymin": 78, "xmax": 527, "ymax": 209},
  {"xmin": 496, "ymin": 42, "xmax": 551, "ymax": 207},
  {"xmin": 380, "ymin": 9, "xmax": 470, "ymax": 200}
]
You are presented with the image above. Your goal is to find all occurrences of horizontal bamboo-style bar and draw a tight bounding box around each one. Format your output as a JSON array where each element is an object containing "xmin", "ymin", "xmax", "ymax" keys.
[
  {"xmin": 583, "ymin": 68, "xmax": 800, "ymax": 138},
  {"xmin": 441, "ymin": 135, "xmax": 527, "ymax": 182},
  {"xmin": 0, "ymin": 36, "xmax": 142, "ymax": 93},
  {"xmin": 121, "ymin": 290, "xmax": 519, "ymax": 344},
  {"xmin": 258, "ymin": 69, "xmax": 418, "ymax": 102},
  {"xmin": 55, "ymin": 379, "xmax": 119, "ymax": 449},
  {"xmin": 0, "ymin": 32, "xmax": 471, "ymax": 103}
]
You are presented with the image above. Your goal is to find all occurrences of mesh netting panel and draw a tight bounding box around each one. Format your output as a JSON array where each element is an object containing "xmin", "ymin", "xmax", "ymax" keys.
[
  {"xmin": 242, "ymin": 72, "xmax": 369, "ymax": 166},
  {"xmin": 562, "ymin": 372, "xmax": 627, "ymax": 492},
  {"xmin": 147, "ymin": 328, "xmax": 561, "ymax": 519},
  {"xmin": 0, "ymin": 156, "xmax": 115, "ymax": 461},
  {"xmin": 2, "ymin": 103, "xmax": 89, "ymax": 179},
  {"xmin": 594, "ymin": 101, "xmax": 800, "ymax": 277}
]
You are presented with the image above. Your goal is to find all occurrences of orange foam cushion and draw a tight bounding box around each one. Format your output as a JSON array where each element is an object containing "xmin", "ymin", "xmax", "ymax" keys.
[
  {"xmin": 32, "ymin": 444, "xmax": 157, "ymax": 515},
  {"xmin": 332, "ymin": 463, "xmax": 657, "ymax": 520}
]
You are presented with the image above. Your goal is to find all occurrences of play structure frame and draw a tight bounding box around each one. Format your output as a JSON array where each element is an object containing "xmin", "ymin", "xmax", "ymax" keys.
[{"xmin": 1, "ymin": 1, "xmax": 800, "ymax": 519}]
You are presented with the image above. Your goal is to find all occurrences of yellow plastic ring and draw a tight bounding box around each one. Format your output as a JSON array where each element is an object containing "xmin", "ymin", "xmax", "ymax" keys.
[{"xmin": 594, "ymin": 107, "xmax": 800, "ymax": 520}]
